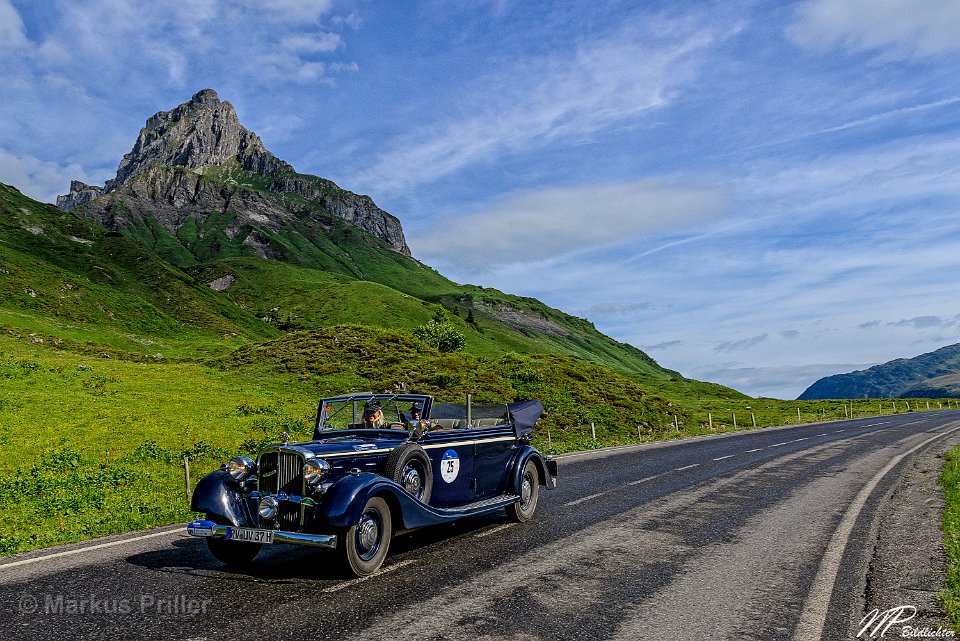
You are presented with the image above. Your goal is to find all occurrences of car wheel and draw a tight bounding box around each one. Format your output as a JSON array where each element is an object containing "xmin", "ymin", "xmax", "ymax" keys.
[
  {"xmin": 383, "ymin": 443, "xmax": 433, "ymax": 503},
  {"xmin": 340, "ymin": 496, "xmax": 392, "ymax": 577},
  {"xmin": 506, "ymin": 460, "xmax": 540, "ymax": 523},
  {"xmin": 204, "ymin": 515, "xmax": 261, "ymax": 566}
]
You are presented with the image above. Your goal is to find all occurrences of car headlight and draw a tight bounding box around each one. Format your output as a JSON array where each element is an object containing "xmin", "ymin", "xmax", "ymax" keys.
[
  {"xmin": 226, "ymin": 455, "xmax": 255, "ymax": 481},
  {"xmin": 303, "ymin": 458, "xmax": 331, "ymax": 486},
  {"xmin": 258, "ymin": 495, "xmax": 279, "ymax": 519}
]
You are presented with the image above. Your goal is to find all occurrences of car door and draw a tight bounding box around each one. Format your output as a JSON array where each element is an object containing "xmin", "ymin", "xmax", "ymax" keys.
[
  {"xmin": 472, "ymin": 423, "xmax": 517, "ymax": 499},
  {"xmin": 419, "ymin": 426, "xmax": 475, "ymax": 508}
]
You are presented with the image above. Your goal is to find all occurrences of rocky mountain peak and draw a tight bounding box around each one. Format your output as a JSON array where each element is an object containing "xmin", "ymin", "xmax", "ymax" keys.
[
  {"xmin": 108, "ymin": 88, "xmax": 292, "ymax": 193},
  {"xmin": 57, "ymin": 89, "xmax": 411, "ymax": 258}
]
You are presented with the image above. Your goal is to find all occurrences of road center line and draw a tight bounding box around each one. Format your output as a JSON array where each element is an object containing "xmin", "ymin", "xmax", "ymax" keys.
[
  {"xmin": 794, "ymin": 423, "xmax": 960, "ymax": 640},
  {"xmin": 746, "ymin": 448, "xmax": 762, "ymax": 453},
  {"xmin": 712, "ymin": 455, "xmax": 735, "ymax": 461},
  {"xmin": 0, "ymin": 526, "xmax": 184, "ymax": 570},
  {"xmin": 769, "ymin": 442, "xmax": 788, "ymax": 447},
  {"xmin": 863, "ymin": 422, "xmax": 891, "ymax": 427},
  {"xmin": 563, "ymin": 492, "xmax": 608, "ymax": 507},
  {"xmin": 629, "ymin": 474, "xmax": 665, "ymax": 485},
  {"xmin": 817, "ymin": 433, "xmax": 828, "ymax": 437},
  {"xmin": 674, "ymin": 464, "xmax": 700, "ymax": 471},
  {"xmin": 322, "ymin": 559, "xmax": 417, "ymax": 593}
]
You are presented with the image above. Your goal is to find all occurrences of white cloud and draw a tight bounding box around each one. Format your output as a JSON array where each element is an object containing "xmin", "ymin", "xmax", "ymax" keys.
[
  {"xmin": 251, "ymin": 0, "xmax": 333, "ymax": 23},
  {"xmin": 410, "ymin": 180, "xmax": 731, "ymax": 269},
  {"xmin": 714, "ymin": 334, "xmax": 768, "ymax": 354},
  {"xmin": 0, "ymin": 0, "xmax": 28, "ymax": 51},
  {"xmin": 280, "ymin": 32, "xmax": 342, "ymax": 54},
  {"xmin": 789, "ymin": 0, "xmax": 960, "ymax": 57},
  {"xmin": 0, "ymin": 148, "xmax": 91, "ymax": 204}
]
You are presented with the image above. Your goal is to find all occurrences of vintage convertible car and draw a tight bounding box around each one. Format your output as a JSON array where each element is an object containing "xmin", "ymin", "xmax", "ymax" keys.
[{"xmin": 186, "ymin": 393, "xmax": 557, "ymax": 576}]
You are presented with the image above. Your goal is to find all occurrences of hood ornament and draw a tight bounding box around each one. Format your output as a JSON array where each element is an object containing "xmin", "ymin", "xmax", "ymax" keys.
[{"xmin": 281, "ymin": 431, "xmax": 291, "ymax": 445}]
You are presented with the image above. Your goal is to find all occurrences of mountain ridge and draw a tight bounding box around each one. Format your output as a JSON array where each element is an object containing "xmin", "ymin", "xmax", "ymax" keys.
[{"xmin": 798, "ymin": 342, "xmax": 960, "ymax": 399}]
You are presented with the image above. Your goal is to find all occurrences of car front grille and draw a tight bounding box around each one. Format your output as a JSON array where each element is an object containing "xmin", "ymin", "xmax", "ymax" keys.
[
  {"xmin": 258, "ymin": 450, "xmax": 304, "ymax": 495},
  {"xmin": 257, "ymin": 449, "xmax": 305, "ymax": 530}
]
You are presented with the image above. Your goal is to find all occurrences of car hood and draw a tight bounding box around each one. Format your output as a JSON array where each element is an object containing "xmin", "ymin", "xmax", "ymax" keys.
[{"xmin": 285, "ymin": 431, "xmax": 407, "ymax": 458}]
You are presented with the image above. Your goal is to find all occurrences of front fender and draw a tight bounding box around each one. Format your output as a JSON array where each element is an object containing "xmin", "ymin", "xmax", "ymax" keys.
[
  {"xmin": 190, "ymin": 469, "xmax": 255, "ymax": 527},
  {"xmin": 319, "ymin": 473, "xmax": 465, "ymax": 531},
  {"xmin": 321, "ymin": 473, "xmax": 407, "ymax": 529}
]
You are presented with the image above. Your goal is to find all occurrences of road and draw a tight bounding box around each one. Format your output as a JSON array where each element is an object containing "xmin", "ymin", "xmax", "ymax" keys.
[{"xmin": 3, "ymin": 412, "xmax": 960, "ymax": 640}]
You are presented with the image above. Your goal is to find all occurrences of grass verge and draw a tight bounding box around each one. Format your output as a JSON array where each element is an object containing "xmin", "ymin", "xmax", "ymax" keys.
[{"xmin": 941, "ymin": 445, "xmax": 960, "ymax": 628}]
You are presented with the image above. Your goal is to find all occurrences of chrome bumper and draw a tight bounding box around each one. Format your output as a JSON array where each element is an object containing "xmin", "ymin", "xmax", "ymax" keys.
[{"xmin": 186, "ymin": 519, "xmax": 338, "ymax": 550}]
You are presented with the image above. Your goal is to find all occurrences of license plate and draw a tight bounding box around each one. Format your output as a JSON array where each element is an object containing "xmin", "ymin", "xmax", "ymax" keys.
[{"xmin": 227, "ymin": 527, "xmax": 274, "ymax": 544}]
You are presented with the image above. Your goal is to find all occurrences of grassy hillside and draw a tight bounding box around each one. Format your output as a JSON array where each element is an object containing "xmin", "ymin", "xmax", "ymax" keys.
[{"xmin": 0, "ymin": 183, "xmax": 276, "ymax": 357}]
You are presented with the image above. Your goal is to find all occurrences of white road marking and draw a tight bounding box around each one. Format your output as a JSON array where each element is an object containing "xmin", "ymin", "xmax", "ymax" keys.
[
  {"xmin": 629, "ymin": 474, "xmax": 666, "ymax": 485},
  {"xmin": 712, "ymin": 455, "xmax": 735, "ymax": 461},
  {"xmin": 563, "ymin": 492, "xmax": 608, "ymax": 507},
  {"xmin": 792, "ymin": 437, "xmax": 810, "ymax": 442},
  {"xmin": 321, "ymin": 559, "xmax": 417, "ymax": 593},
  {"xmin": 0, "ymin": 525, "xmax": 184, "ymax": 570},
  {"xmin": 674, "ymin": 464, "xmax": 700, "ymax": 471},
  {"xmin": 863, "ymin": 422, "xmax": 890, "ymax": 427},
  {"xmin": 475, "ymin": 523, "xmax": 518, "ymax": 538},
  {"xmin": 746, "ymin": 448, "xmax": 762, "ymax": 453},
  {"xmin": 769, "ymin": 442, "xmax": 788, "ymax": 447},
  {"xmin": 817, "ymin": 433, "xmax": 828, "ymax": 437},
  {"xmin": 835, "ymin": 429, "xmax": 845, "ymax": 433},
  {"xmin": 794, "ymin": 423, "xmax": 960, "ymax": 640}
]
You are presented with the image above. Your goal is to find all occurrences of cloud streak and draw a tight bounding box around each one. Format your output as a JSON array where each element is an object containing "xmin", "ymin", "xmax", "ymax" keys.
[
  {"xmin": 410, "ymin": 179, "xmax": 731, "ymax": 269},
  {"xmin": 352, "ymin": 15, "xmax": 734, "ymax": 195}
]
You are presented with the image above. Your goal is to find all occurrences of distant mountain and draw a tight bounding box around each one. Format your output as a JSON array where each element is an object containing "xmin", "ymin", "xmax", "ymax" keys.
[
  {"xmin": 58, "ymin": 89, "xmax": 409, "ymax": 267},
  {"xmin": 798, "ymin": 343, "xmax": 960, "ymax": 399}
]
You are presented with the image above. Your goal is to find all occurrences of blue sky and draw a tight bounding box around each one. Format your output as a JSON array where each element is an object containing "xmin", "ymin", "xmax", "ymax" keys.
[{"xmin": 2, "ymin": 0, "xmax": 960, "ymax": 398}]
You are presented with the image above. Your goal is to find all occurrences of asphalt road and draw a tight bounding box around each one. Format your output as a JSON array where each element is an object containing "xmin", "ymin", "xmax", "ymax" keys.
[{"xmin": 4, "ymin": 412, "xmax": 960, "ymax": 640}]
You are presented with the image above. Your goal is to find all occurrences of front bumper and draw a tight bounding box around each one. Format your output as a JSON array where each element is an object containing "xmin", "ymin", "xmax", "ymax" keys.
[{"xmin": 186, "ymin": 519, "xmax": 338, "ymax": 550}]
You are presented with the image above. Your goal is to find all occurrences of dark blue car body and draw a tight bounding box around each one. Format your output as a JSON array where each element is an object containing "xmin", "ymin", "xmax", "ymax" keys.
[{"xmin": 186, "ymin": 393, "xmax": 556, "ymax": 575}]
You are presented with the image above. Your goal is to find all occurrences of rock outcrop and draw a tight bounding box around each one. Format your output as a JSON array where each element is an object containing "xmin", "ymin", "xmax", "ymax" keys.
[{"xmin": 58, "ymin": 89, "xmax": 411, "ymax": 258}]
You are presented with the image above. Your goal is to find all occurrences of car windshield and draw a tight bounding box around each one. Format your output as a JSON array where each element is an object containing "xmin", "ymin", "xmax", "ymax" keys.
[{"xmin": 318, "ymin": 395, "xmax": 426, "ymax": 431}]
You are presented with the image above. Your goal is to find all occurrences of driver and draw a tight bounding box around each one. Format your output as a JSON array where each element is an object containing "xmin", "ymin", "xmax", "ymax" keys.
[{"xmin": 361, "ymin": 399, "xmax": 386, "ymax": 428}]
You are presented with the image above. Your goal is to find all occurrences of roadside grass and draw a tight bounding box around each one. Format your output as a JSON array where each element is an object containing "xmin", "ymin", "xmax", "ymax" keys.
[
  {"xmin": 941, "ymin": 445, "xmax": 960, "ymax": 629},
  {"xmin": 0, "ymin": 334, "xmax": 317, "ymax": 555}
]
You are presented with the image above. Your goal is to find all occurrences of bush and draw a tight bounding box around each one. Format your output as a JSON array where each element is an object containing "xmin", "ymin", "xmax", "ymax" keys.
[{"xmin": 413, "ymin": 321, "xmax": 465, "ymax": 353}]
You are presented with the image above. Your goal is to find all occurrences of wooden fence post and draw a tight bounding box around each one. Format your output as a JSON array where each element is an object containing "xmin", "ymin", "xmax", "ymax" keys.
[{"xmin": 183, "ymin": 456, "xmax": 192, "ymax": 501}]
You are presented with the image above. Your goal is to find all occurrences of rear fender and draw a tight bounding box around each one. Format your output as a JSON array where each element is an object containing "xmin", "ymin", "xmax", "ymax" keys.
[{"xmin": 510, "ymin": 447, "xmax": 556, "ymax": 493}]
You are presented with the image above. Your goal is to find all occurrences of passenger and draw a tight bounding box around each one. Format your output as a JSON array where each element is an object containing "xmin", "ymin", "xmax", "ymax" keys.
[{"xmin": 408, "ymin": 402, "xmax": 422, "ymax": 422}]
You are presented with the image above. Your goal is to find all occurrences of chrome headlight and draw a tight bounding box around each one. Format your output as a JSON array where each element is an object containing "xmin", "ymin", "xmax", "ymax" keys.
[
  {"xmin": 303, "ymin": 458, "xmax": 331, "ymax": 486},
  {"xmin": 258, "ymin": 495, "xmax": 279, "ymax": 519},
  {"xmin": 226, "ymin": 455, "xmax": 255, "ymax": 481}
]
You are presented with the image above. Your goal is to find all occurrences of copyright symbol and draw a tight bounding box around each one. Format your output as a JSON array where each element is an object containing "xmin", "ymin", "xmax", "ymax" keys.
[{"xmin": 18, "ymin": 592, "xmax": 38, "ymax": 614}]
